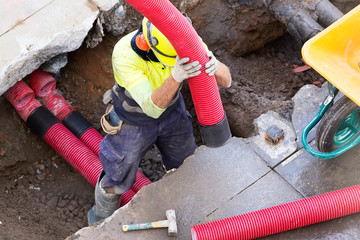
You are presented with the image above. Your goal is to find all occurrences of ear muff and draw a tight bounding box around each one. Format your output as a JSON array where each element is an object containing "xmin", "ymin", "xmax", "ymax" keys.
[{"xmin": 135, "ymin": 33, "xmax": 150, "ymax": 51}]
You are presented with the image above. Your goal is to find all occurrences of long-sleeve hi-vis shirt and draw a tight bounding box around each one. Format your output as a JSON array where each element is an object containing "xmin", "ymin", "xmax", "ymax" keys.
[{"xmin": 112, "ymin": 30, "xmax": 172, "ymax": 119}]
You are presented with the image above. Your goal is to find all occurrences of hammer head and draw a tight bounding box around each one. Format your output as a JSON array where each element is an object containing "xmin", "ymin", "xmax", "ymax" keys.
[{"xmin": 166, "ymin": 209, "xmax": 177, "ymax": 237}]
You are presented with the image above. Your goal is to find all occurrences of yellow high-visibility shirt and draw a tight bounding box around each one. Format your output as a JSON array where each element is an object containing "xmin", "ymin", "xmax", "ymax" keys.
[{"xmin": 112, "ymin": 30, "xmax": 172, "ymax": 119}]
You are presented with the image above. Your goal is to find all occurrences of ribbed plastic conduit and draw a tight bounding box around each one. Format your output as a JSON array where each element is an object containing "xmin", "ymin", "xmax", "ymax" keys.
[
  {"xmin": 17, "ymin": 99, "xmax": 42, "ymax": 121},
  {"xmin": 5, "ymin": 80, "xmax": 144, "ymax": 207},
  {"xmin": 132, "ymin": 171, "xmax": 152, "ymax": 192},
  {"xmin": 44, "ymin": 123, "xmax": 103, "ymax": 186},
  {"xmin": 191, "ymin": 184, "xmax": 360, "ymax": 240},
  {"xmin": 29, "ymin": 70, "xmax": 152, "ymax": 194},
  {"xmin": 4, "ymin": 83, "xmax": 101, "ymax": 186},
  {"xmin": 124, "ymin": 0, "xmax": 224, "ymax": 126},
  {"xmin": 4, "ymin": 80, "xmax": 35, "ymax": 110}
]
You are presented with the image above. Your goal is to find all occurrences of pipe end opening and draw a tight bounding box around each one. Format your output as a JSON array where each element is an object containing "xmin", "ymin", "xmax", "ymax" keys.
[
  {"xmin": 38, "ymin": 81, "xmax": 56, "ymax": 97},
  {"xmin": 191, "ymin": 228, "xmax": 198, "ymax": 240},
  {"xmin": 16, "ymin": 92, "xmax": 35, "ymax": 110}
]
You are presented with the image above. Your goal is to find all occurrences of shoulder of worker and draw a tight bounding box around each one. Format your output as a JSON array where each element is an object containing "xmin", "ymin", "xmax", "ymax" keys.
[{"xmin": 112, "ymin": 30, "xmax": 144, "ymax": 66}]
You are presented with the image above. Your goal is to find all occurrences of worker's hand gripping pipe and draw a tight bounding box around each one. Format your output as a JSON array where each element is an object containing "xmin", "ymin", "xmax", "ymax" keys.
[{"xmin": 125, "ymin": 0, "xmax": 231, "ymax": 147}]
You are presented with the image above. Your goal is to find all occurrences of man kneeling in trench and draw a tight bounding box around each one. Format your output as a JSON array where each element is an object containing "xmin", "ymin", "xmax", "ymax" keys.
[{"xmin": 87, "ymin": 16, "xmax": 232, "ymax": 224}]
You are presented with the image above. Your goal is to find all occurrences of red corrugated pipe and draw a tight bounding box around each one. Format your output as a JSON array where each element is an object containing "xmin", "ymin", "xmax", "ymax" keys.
[
  {"xmin": 4, "ymin": 80, "xmax": 138, "ymax": 206},
  {"xmin": 4, "ymin": 81, "xmax": 102, "ymax": 186},
  {"xmin": 44, "ymin": 123, "xmax": 103, "ymax": 186},
  {"xmin": 29, "ymin": 70, "xmax": 151, "ymax": 194},
  {"xmin": 3, "ymin": 80, "xmax": 35, "ymax": 110},
  {"xmin": 191, "ymin": 184, "xmax": 360, "ymax": 239},
  {"xmin": 125, "ymin": 0, "xmax": 231, "ymax": 147}
]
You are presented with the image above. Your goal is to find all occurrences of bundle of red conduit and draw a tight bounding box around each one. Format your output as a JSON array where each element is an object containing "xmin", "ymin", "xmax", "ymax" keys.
[{"xmin": 4, "ymin": 70, "xmax": 152, "ymax": 207}]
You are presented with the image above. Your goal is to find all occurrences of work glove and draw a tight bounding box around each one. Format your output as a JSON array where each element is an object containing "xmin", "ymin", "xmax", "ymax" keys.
[
  {"xmin": 171, "ymin": 56, "xmax": 201, "ymax": 83},
  {"xmin": 205, "ymin": 51, "xmax": 219, "ymax": 76}
]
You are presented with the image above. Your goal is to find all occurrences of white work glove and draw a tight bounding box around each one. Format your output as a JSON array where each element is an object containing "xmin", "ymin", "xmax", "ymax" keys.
[
  {"xmin": 171, "ymin": 56, "xmax": 201, "ymax": 83},
  {"xmin": 205, "ymin": 51, "xmax": 219, "ymax": 76}
]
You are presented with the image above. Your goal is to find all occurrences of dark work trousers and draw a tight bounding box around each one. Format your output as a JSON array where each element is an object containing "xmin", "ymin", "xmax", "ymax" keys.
[{"xmin": 99, "ymin": 104, "xmax": 197, "ymax": 195}]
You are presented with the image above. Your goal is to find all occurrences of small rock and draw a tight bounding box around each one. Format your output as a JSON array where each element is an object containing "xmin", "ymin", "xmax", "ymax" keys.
[
  {"xmin": 58, "ymin": 199, "xmax": 69, "ymax": 208},
  {"xmin": 83, "ymin": 203, "xmax": 92, "ymax": 211},
  {"xmin": 70, "ymin": 200, "xmax": 78, "ymax": 208},
  {"xmin": 71, "ymin": 208, "xmax": 79, "ymax": 216},
  {"xmin": 78, "ymin": 212, "xmax": 84, "ymax": 218},
  {"xmin": 68, "ymin": 193, "xmax": 75, "ymax": 200},
  {"xmin": 151, "ymin": 157, "xmax": 162, "ymax": 164},
  {"xmin": 46, "ymin": 196, "xmax": 59, "ymax": 209},
  {"xmin": 37, "ymin": 164, "xmax": 46, "ymax": 170},
  {"xmin": 40, "ymin": 196, "xmax": 46, "ymax": 204},
  {"xmin": 0, "ymin": 148, "xmax": 5, "ymax": 156},
  {"xmin": 36, "ymin": 173, "xmax": 46, "ymax": 181},
  {"xmin": 47, "ymin": 174, "xmax": 55, "ymax": 181},
  {"xmin": 27, "ymin": 165, "xmax": 36, "ymax": 176},
  {"xmin": 76, "ymin": 222, "xmax": 84, "ymax": 229},
  {"xmin": 68, "ymin": 204, "xmax": 75, "ymax": 212}
]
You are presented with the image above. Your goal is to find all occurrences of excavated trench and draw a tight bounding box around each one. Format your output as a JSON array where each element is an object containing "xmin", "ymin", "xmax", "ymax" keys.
[{"xmin": 0, "ymin": 1, "xmax": 329, "ymax": 239}]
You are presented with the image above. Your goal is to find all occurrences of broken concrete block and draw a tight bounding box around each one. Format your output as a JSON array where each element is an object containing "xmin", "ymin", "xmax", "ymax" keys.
[
  {"xmin": 248, "ymin": 111, "xmax": 298, "ymax": 167},
  {"xmin": 91, "ymin": 0, "xmax": 120, "ymax": 11},
  {"xmin": 40, "ymin": 53, "xmax": 68, "ymax": 74},
  {"xmin": 0, "ymin": 0, "xmax": 102, "ymax": 95}
]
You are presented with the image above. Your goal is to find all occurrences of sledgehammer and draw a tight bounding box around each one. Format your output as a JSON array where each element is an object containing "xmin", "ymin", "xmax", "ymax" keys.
[{"xmin": 122, "ymin": 209, "xmax": 177, "ymax": 237}]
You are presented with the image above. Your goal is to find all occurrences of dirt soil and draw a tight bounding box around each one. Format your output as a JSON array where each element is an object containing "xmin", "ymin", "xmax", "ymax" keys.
[{"xmin": 0, "ymin": 24, "xmax": 325, "ymax": 240}]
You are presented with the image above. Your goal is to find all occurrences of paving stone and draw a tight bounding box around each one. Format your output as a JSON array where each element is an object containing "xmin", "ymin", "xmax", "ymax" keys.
[
  {"xmin": 0, "ymin": 0, "xmax": 100, "ymax": 95},
  {"xmin": 202, "ymin": 170, "xmax": 360, "ymax": 239},
  {"xmin": 0, "ymin": 0, "xmax": 53, "ymax": 36},
  {"xmin": 292, "ymin": 84, "xmax": 329, "ymax": 149},
  {"xmin": 248, "ymin": 111, "xmax": 298, "ymax": 167},
  {"xmin": 275, "ymin": 142, "xmax": 360, "ymax": 197},
  {"xmin": 91, "ymin": 0, "xmax": 119, "ymax": 11},
  {"xmin": 69, "ymin": 137, "xmax": 271, "ymax": 240},
  {"xmin": 205, "ymin": 171, "xmax": 303, "ymax": 222}
]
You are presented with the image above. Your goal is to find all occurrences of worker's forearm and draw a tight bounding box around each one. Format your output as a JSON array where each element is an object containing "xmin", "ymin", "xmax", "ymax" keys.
[
  {"xmin": 151, "ymin": 74, "xmax": 181, "ymax": 109},
  {"xmin": 215, "ymin": 62, "xmax": 232, "ymax": 88}
]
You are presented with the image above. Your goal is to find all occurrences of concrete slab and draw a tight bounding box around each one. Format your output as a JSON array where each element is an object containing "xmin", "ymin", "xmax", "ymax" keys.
[
  {"xmin": 69, "ymin": 137, "xmax": 271, "ymax": 240},
  {"xmin": 0, "ymin": 0, "xmax": 123, "ymax": 95},
  {"xmin": 0, "ymin": 0, "xmax": 54, "ymax": 36},
  {"xmin": 292, "ymin": 84, "xmax": 328, "ymax": 149},
  {"xmin": 204, "ymin": 170, "xmax": 360, "ymax": 240},
  {"xmin": 249, "ymin": 111, "xmax": 298, "ymax": 167},
  {"xmin": 275, "ymin": 141, "xmax": 360, "ymax": 197},
  {"xmin": 206, "ymin": 171, "xmax": 303, "ymax": 222},
  {"xmin": 0, "ymin": 0, "xmax": 99, "ymax": 95}
]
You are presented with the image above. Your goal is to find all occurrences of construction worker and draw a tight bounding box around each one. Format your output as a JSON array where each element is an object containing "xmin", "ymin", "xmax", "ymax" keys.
[{"xmin": 87, "ymin": 17, "xmax": 232, "ymax": 224}]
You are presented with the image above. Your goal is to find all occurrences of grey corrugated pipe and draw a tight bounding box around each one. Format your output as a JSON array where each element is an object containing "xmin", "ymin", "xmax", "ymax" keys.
[{"xmin": 315, "ymin": 0, "xmax": 344, "ymax": 27}]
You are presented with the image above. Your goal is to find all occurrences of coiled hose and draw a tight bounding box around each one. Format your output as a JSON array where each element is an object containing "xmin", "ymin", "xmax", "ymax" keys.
[{"xmin": 191, "ymin": 184, "xmax": 360, "ymax": 239}]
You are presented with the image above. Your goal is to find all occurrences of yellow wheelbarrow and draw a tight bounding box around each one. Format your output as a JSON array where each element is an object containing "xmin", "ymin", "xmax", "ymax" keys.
[{"xmin": 301, "ymin": 4, "xmax": 360, "ymax": 159}]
